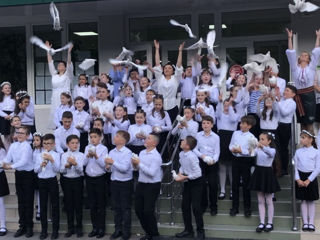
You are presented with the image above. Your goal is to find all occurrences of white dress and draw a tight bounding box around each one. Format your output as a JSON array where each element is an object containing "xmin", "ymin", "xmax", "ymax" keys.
[{"xmin": 48, "ymin": 60, "xmax": 74, "ymax": 129}]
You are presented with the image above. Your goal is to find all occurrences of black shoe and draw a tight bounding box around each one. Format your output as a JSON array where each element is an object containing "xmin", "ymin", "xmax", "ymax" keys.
[
  {"xmin": 96, "ymin": 230, "xmax": 105, "ymax": 238},
  {"xmin": 272, "ymin": 197, "xmax": 277, "ymax": 202},
  {"xmin": 264, "ymin": 223, "xmax": 273, "ymax": 232},
  {"xmin": 218, "ymin": 192, "xmax": 225, "ymax": 200},
  {"xmin": 308, "ymin": 224, "xmax": 316, "ymax": 232},
  {"xmin": 210, "ymin": 209, "xmax": 217, "ymax": 216},
  {"xmin": 139, "ymin": 236, "xmax": 153, "ymax": 240},
  {"xmin": 256, "ymin": 223, "xmax": 265, "ymax": 233},
  {"xmin": 76, "ymin": 230, "xmax": 83, "ymax": 238},
  {"xmin": 302, "ymin": 224, "xmax": 309, "ymax": 231},
  {"xmin": 51, "ymin": 231, "xmax": 59, "ymax": 240},
  {"xmin": 110, "ymin": 230, "xmax": 122, "ymax": 239},
  {"xmin": 25, "ymin": 228, "xmax": 33, "ymax": 238},
  {"xmin": 64, "ymin": 230, "xmax": 74, "ymax": 238},
  {"xmin": 244, "ymin": 209, "xmax": 251, "ymax": 217},
  {"xmin": 197, "ymin": 230, "xmax": 205, "ymax": 239},
  {"xmin": 14, "ymin": 228, "xmax": 26, "ymax": 238},
  {"xmin": 0, "ymin": 228, "xmax": 7, "ymax": 236},
  {"xmin": 175, "ymin": 230, "xmax": 194, "ymax": 238},
  {"xmin": 121, "ymin": 236, "xmax": 130, "ymax": 240},
  {"xmin": 88, "ymin": 229, "xmax": 98, "ymax": 238},
  {"xmin": 229, "ymin": 208, "xmax": 239, "ymax": 216},
  {"xmin": 39, "ymin": 232, "xmax": 48, "ymax": 240}
]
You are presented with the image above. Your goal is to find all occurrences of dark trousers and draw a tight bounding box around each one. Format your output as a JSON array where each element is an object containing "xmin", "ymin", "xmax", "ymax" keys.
[
  {"xmin": 79, "ymin": 132, "xmax": 88, "ymax": 153},
  {"xmin": 248, "ymin": 113, "xmax": 260, "ymax": 139},
  {"xmin": 63, "ymin": 176, "xmax": 83, "ymax": 231},
  {"xmin": 15, "ymin": 171, "xmax": 34, "ymax": 229},
  {"xmin": 166, "ymin": 105, "xmax": 179, "ymax": 124},
  {"xmin": 135, "ymin": 182, "xmax": 160, "ymax": 236},
  {"xmin": 182, "ymin": 177, "xmax": 204, "ymax": 232},
  {"xmin": 231, "ymin": 157, "xmax": 253, "ymax": 210},
  {"xmin": 111, "ymin": 180, "xmax": 133, "ymax": 238},
  {"xmin": 199, "ymin": 160, "xmax": 218, "ymax": 212},
  {"xmin": 38, "ymin": 177, "xmax": 60, "ymax": 233},
  {"xmin": 86, "ymin": 175, "xmax": 106, "ymax": 232},
  {"xmin": 277, "ymin": 122, "xmax": 291, "ymax": 173}
]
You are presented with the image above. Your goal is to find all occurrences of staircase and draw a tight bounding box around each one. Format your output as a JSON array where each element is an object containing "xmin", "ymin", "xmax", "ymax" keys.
[
  {"xmin": 4, "ymin": 169, "xmax": 307, "ymax": 240},
  {"xmin": 3, "ymin": 116, "xmax": 319, "ymax": 240}
]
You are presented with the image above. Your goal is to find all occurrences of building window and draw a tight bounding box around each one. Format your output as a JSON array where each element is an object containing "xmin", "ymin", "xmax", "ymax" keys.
[
  {"xmin": 33, "ymin": 25, "xmax": 62, "ymax": 104},
  {"xmin": 198, "ymin": 13, "xmax": 215, "ymax": 39},
  {"xmin": 222, "ymin": 9, "xmax": 290, "ymax": 37},
  {"xmin": 0, "ymin": 26, "xmax": 27, "ymax": 93},
  {"xmin": 68, "ymin": 22, "xmax": 98, "ymax": 88},
  {"xmin": 129, "ymin": 15, "xmax": 192, "ymax": 42},
  {"xmin": 226, "ymin": 47, "xmax": 247, "ymax": 66},
  {"xmin": 167, "ymin": 50, "xmax": 188, "ymax": 68}
]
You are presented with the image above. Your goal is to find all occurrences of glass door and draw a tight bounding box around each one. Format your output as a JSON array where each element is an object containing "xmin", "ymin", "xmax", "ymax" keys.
[{"xmin": 129, "ymin": 43, "xmax": 153, "ymax": 78}]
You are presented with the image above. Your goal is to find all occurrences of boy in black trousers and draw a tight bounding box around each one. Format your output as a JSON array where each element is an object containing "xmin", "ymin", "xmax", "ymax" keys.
[
  {"xmin": 60, "ymin": 135, "xmax": 85, "ymax": 238},
  {"xmin": 34, "ymin": 134, "xmax": 60, "ymax": 239},
  {"xmin": 229, "ymin": 115, "xmax": 256, "ymax": 217},
  {"xmin": 105, "ymin": 130, "xmax": 133, "ymax": 240},
  {"xmin": 175, "ymin": 136, "xmax": 204, "ymax": 239},
  {"xmin": 84, "ymin": 128, "xmax": 108, "ymax": 238}
]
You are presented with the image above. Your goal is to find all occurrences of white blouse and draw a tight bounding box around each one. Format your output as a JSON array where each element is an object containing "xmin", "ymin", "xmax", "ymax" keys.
[
  {"xmin": 286, "ymin": 47, "xmax": 320, "ymax": 89},
  {"xmin": 193, "ymin": 102, "xmax": 215, "ymax": 122},
  {"xmin": 73, "ymin": 85, "xmax": 92, "ymax": 100},
  {"xmin": 216, "ymin": 102, "xmax": 239, "ymax": 131},
  {"xmin": 294, "ymin": 146, "xmax": 320, "ymax": 182},
  {"xmin": 128, "ymin": 123, "xmax": 152, "ymax": 146},
  {"xmin": 0, "ymin": 95, "xmax": 15, "ymax": 117},
  {"xmin": 153, "ymin": 65, "xmax": 183, "ymax": 110},
  {"xmin": 147, "ymin": 111, "xmax": 172, "ymax": 132}
]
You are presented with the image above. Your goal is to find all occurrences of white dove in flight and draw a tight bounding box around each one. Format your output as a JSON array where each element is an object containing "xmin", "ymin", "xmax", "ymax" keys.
[
  {"xmin": 206, "ymin": 30, "xmax": 219, "ymax": 58},
  {"xmin": 109, "ymin": 59, "xmax": 148, "ymax": 71},
  {"xmin": 116, "ymin": 47, "xmax": 134, "ymax": 61},
  {"xmin": 79, "ymin": 59, "xmax": 96, "ymax": 71},
  {"xmin": 186, "ymin": 38, "xmax": 208, "ymax": 55},
  {"xmin": 288, "ymin": 0, "xmax": 319, "ymax": 14},
  {"xmin": 170, "ymin": 19, "xmax": 196, "ymax": 39},
  {"xmin": 248, "ymin": 51, "xmax": 279, "ymax": 73},
  {"xmin": 30, "ymin": 36, "xmax": 72, "ymax": 56},
  {"xmin": 49, "ymin": 2, "xmax": 62, "ymax": 31}
]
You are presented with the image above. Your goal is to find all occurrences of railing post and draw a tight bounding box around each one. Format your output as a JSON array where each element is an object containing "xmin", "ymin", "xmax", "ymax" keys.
[{"xmin": 291, "ymin": 117, "xmax": 298, "ymax": 231}]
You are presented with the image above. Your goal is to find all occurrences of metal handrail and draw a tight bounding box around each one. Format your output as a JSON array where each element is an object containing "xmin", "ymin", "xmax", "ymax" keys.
[
  {"xmin": 290, "ymin": 116, "xmax": 298, "ymax": 231},
  {"xmin": 157, "ymin": 134, "xmax": 182, "ymax": 225},
  {"xmin": 160, "ymin": 119, "xmax": 178, "ymax": 157},
  {"xmin": 160, "ymin": 99, "xmax": 185, "ymax": 157}
]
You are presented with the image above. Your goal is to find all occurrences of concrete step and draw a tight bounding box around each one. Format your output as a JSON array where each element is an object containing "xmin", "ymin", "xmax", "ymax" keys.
[
  {"xmin": 5, "ymin": 218, "xmax": 300, "ymax": 240},
  {"xmin": 4, "ymin": 203, "xmax": 298, "ymax": 229}
]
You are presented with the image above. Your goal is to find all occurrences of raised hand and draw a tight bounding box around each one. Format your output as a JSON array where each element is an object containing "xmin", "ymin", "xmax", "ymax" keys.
[
  {"xmin": 68, "ymin": 43, "xmax": 74, "ymax": 53},
  {"xmin": 45, "ymin": 40, "xmax": 52, "ymax": 49},
  {"xmin": 154, "ymin": 40, "xmax": 160, "ymax": 49},
  {"xmin": 286, "ymin": 28, "xmax": 293, "ymax": 38},
  {"xmin": 179, "ymin": 42, "xmax": 185, "ymax": 51}
]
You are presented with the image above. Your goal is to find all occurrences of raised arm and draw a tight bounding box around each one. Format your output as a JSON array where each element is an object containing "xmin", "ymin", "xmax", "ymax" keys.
[
  {"xmin": 46, "ymin": 41, "xmax": 53, "ymax": 63},
  {"xmin": 154, "ymin": 40, "xmax": 161, "ymax": 67},
  {"xmin": 176, "ymin": 42, "xmax": 185, "ymax": 68},
  {"xmin": 67, "ymin": 43, "xmax": 73, "ymax": 66},
  {"xmin": 286, "ymin": 28, "xmax": 293, "ymax": 50}
]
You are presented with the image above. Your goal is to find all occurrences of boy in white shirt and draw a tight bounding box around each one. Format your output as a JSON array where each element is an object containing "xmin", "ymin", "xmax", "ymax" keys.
[
  {"xmin": 60, "ymin": 135, "xmax": 85, "ymax": 238},
  {"xmin": 34, "ymin": 134, "xmax": 60, "ymax": 240},
  {"xmin": 229, "ymin": 115, "xmax": 256, "ymax": 217}
]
